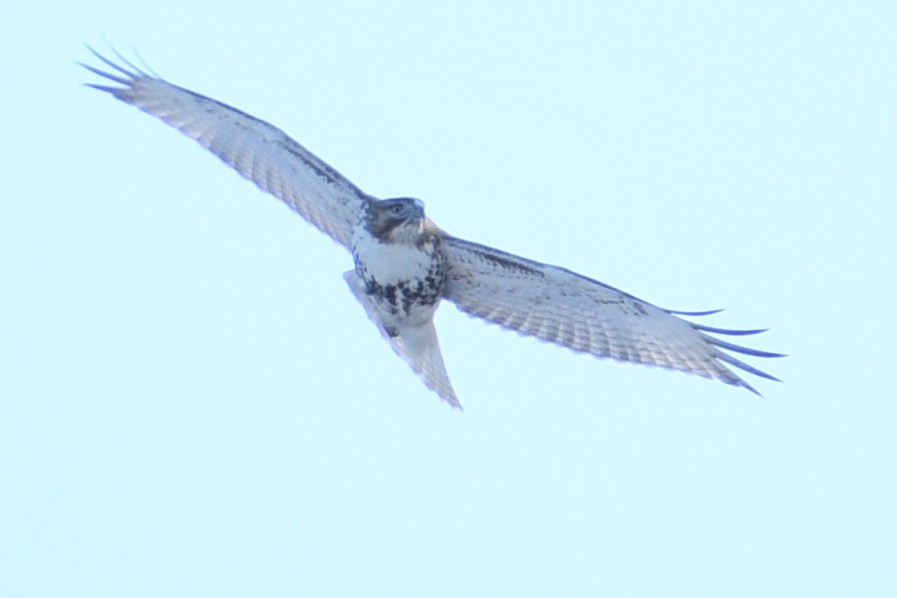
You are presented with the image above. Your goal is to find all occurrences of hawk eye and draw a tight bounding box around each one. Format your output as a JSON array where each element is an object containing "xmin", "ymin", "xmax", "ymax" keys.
[{"xmin": 390, "ymin": 204, "xmax": 404, "ymax": 214}]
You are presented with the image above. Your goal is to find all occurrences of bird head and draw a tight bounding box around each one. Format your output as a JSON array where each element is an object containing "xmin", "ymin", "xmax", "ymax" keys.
[{"xmin": 368, "ymin": 197, "xmax": 426, "ymax": 242}]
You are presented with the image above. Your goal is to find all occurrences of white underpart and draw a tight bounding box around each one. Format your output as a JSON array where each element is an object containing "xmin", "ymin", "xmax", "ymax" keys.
[
  {"xmin": 351, "ymin": 226, "xmax": 442, "ymax": 330},
  {"xmin": 351, "ymin": 226, "xmax": 433, "ymax": 284}
]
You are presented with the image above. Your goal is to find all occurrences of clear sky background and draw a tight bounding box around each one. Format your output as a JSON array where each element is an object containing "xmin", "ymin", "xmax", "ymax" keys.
[{"xmin": 2, "ymin": 1, "xmax": 895, "ymax": 596}]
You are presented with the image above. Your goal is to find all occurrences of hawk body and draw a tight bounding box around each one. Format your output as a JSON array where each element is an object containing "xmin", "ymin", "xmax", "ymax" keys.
[
  {"xmin": 83, "ymin": 48, "xmax": 783, "ymax": 408},
  {"xmin": 352, "ymin": 198, "xmax": 446, "ymax": 328},
  {"xmin": 347, "ymin": 197, "xmax": 457, "ymax": 405}
]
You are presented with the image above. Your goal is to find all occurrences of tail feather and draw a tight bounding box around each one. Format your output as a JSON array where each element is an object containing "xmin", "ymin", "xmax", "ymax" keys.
[{"xmin": 387, "ymin": 321, "xmax": 460, "ymax": 408}]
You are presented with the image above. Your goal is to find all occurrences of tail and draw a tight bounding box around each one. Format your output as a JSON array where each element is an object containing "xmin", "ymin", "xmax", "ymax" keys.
[
  {"xmin": 386, "ymin": 320, "xmax": 460, "ymax": 409},
  {"xmin": 344, "ymin": 271, "xmax": 460, "ymax": 408}
]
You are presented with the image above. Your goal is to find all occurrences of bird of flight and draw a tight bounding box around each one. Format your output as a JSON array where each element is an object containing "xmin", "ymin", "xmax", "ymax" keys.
[{"xmin": 82, "ymin": 48, "xmax": 782, "ymax": 408}]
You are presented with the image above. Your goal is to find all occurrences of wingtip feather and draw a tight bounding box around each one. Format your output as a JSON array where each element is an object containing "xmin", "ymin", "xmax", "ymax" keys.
[{"xmin": 667, "ymin": 307, "xmax": 725, "ymax": 316}]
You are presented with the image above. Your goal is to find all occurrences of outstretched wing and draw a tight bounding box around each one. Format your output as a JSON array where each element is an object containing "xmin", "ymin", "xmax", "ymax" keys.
[
  {"xmin": 441, "ymin": 236, "xmax": 783, "ymax": 394},
  {"xmin": 81, "ymin": 47, "xmax": 372, "ymax": 249}
]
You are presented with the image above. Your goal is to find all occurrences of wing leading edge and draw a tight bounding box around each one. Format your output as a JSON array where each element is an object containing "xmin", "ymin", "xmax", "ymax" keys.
[{"xmin": 81, "ymin": 47, "xmax": 372, "ymax": 249}]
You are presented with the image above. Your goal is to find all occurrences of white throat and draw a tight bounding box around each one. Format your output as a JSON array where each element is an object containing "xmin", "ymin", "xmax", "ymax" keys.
[{"xmin": 351, "ymin": 226, "xmax": 436, "ymax": 286}]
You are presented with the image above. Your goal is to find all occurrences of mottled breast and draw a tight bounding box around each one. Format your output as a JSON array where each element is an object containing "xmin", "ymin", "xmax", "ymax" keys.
[{"xmin": 351, "ymin": 226, "xmax": 447, "ymax": 330}]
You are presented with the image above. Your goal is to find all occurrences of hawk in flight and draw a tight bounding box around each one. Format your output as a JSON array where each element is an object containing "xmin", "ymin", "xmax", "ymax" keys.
[{"xmin": 82, "ymin": 49, "xmax": 782, "ymax": 408}]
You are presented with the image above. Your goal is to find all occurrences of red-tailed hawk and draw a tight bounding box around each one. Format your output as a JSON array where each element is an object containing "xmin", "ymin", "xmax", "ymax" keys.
[{"xmin": 82, "ymin": 48, "xmax": 783, "ymax": 408}]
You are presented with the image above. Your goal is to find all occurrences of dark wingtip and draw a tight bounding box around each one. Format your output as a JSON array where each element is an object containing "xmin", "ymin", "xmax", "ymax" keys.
[
  {"xmin": 715, "ymin": 349, "xmax": 783, "ymax": 385},
  {"xmin": 691, "ymin": 323, "xmax": 769, "ymax": 336},
  {"xmin": 80, "ymin": 43, "xmax": 149, "ymax": 87},
  {"xmin": 79, "ymin": 62, "xmax": 130, "ymax": 86},
  {"xmin": 667, "ymin": 308, "xmax": 725, "ymax": 316},
  {"xmin": 670, "ymin": 307, "xmax": 784, "ymax": 392},
  {"xmin": 739, "ymin": 379, "xmax": 763, "ymax": 397},
  {"xmin": 708, "ymin": 336, "xmax": 786, "ymax": 359}
]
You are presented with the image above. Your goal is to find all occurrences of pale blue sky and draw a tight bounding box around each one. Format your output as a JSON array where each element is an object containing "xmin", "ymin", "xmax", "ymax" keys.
[{"xmin": 2, "ymin": 1, "xmax": 895, "ymax": 596}]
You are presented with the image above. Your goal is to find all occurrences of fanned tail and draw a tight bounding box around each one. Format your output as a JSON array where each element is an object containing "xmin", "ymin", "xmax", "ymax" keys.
[{"xmin": 386, "ymin": 320, "xmax": 460, "ymax": 409}]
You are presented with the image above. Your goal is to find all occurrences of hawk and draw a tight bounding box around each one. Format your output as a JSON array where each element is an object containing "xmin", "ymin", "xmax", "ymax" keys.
[{"xmin": 82, "ymin": 48, "xmax": 782, "ymax": 408}]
